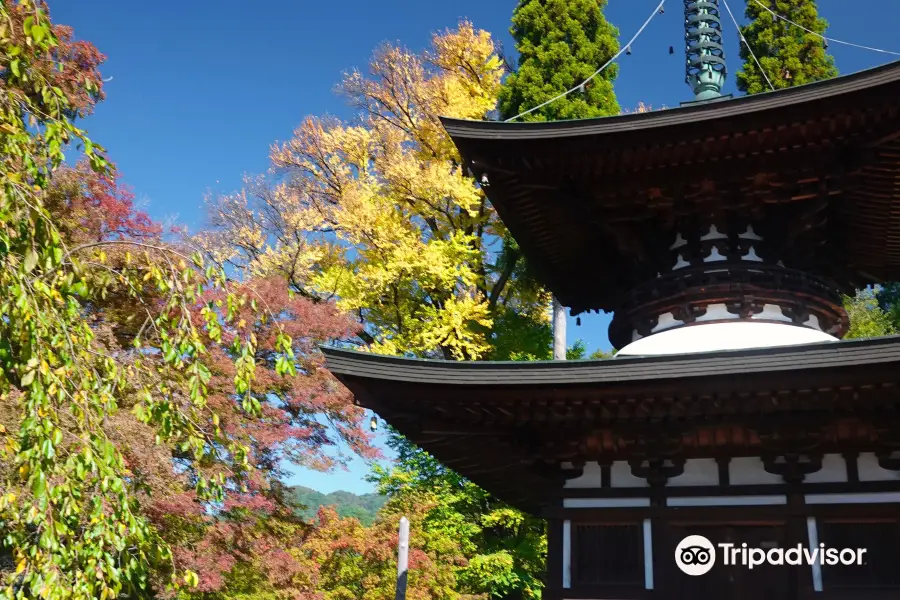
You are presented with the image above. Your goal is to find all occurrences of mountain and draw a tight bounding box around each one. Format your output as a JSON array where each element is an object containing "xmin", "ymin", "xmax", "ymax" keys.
[{"xmin": 287, "ymin": 485, "xmax": 386, "ymax": 526}]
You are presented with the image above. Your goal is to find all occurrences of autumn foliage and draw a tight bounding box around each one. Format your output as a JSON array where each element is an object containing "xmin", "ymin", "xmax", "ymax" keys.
[
  {"xmin": 0, "ymin": 4, "xmax": 382, "ymax": 599},
  {"xmin": 3, "ymin": 1, "xmax": 105, "ymax": 118},
  {"xmin": 45, "ymin": 160, "xmax": 161, "ymax": 243},
  {"xmin": 0, "ymin": 6, "xmax": 627, "ymax": 600},
  {"xmin": 198, "ymin": 22, "xmax": 552, "ymax": 362}
]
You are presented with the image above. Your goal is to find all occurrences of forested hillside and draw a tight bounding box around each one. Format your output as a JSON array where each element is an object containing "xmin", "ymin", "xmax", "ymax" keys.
[{"xmin": 288, "ymin": 485, "xmax": 386, "ymax": 526}]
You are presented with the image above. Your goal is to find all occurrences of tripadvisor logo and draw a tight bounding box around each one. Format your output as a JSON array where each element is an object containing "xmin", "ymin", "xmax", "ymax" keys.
[
  {"xmin": 675, "ymin": 535, "xmax": 868, "ymax": 575},
  {"xmin": 675, "ymin": 535, "xmax": 716, "ymax": 576}
]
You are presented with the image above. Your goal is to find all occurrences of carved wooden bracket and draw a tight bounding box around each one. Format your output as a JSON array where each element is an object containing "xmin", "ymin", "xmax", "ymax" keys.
[
  {"xmin": 716, "ymin": 456, "xmax": 731, "ymax": 486},
  {"xmin": 532, "ymin": 460, "xmax": 585, "ymax": 484},
  {"xmin": 875, "ymin": 451, "xmax": 900, "ymax": 472},
  {"xmin": 763, "ymin": 453, "xmax": 823, "ymax": 484},
  {"xmin": 629, "ymin": 457, "xmax": 686, "ymax": 487},
  {"xmin": 562, "ymin": 460, "xmax": 587, "ymax": 480},
  {"xmin": 873, "ymin": 422, "xmax": 900, "ymax": 449}
]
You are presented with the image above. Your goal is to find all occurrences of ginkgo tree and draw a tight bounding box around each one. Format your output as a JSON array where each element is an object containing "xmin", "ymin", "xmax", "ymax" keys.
[{"xmin": 198, "ymin": 23, "xmax": 552, "ymax": 361}]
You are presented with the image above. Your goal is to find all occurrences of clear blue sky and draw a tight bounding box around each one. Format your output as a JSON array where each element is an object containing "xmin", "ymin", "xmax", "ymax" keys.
[{"xmin": 53, "ymin": 1, "xmax": 900, "ymax": 493}]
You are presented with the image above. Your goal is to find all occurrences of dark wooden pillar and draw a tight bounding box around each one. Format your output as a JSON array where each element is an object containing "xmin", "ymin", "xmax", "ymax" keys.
[
  {"xmin": 649, "ymin": 493, "xmax": 666, "ymax": 598},
  {"xmin": 546, "ymin": 517, "xmax": 564, "ymax": 600},
  {"xmin": 786, "ymin": 484, "xmax": 807, "ymax": 599}
]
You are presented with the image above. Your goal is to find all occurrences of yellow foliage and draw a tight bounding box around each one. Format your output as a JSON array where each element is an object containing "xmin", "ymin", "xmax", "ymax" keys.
[{"xmin": 199, "ymin": 22, "xmax": 547, "ymax": 360}]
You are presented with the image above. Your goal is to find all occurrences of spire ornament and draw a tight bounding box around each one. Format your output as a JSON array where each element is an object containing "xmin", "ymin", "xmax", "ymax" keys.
[{"xmin": 685, "ymin": 0, "xmax": 727, "ymax": 100}]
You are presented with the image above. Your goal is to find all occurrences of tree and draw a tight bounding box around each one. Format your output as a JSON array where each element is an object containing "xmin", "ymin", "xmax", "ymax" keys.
[
  {"xmin": 737, "ymin": 0, "xmax": 838, "ymax": 94},
  {"xmin": 196, "ymin": 23, "xmax": 568, "ymax": 600},
  {"xmin": 198, "ymin": 23, "xmax": 551, "ymax": 361},
  {"xmin": 3, "ymin": 156, "xmax": 376, "ymax": 600},
  {"xmin": 287, "ymin": 486, "xmax": 386, "ymax": 527},
  {"xmin": 875, "ymin": 283, "xmax": 900, "ymax": 330},
  {"xmin": 370, "ymin": 433, "xmax": 546, "ymax": 600},
  {"xmin": 304, "ymin": 501, "xmax": 465, "ymax": 600},
  {"xmin": 497, "ymin": 0, "xmax": 620, "ymax": 122},
  {"xmin": 0, "ymin": 4, "xmax": 375, "ymax": 599},
  {"xmin": 497, "ymin": 0, "xmax": 621, "ymax": 357},
  {"xmin": 564, "ymin": 340, "xmax": 613, "ymax": 360},
  {"xmin": 843, "ymin": 289, "xmax": 898, "ymax": 339},
  {"xmin": 44, "ymin": 159, "xmax": 161, "ymax": 244}
]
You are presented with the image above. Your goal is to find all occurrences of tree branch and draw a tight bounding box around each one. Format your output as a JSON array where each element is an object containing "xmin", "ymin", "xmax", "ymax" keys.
[{"xmin": 488, "ymin": 249, "xmax": 519, "ymax": 310}]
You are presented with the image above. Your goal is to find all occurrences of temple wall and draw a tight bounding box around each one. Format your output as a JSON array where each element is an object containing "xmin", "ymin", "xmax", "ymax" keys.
[
  {"xmin": 728, "ymin": 456, "xmax": 785, "ymax": 484},
  {"xmin": 803, "ymin": 453, "xmax": 848, "ymax": 483},
  {"xmin": 563, "ymin": 454, "xmax": 854, "ymax": 490},
  {"xmin": 667, "ymin": 457, "xmax": 718, "ymax": 486},
  {"xmin": 858, "ymin": 452, "xmax": 900, "ymax": 481}
]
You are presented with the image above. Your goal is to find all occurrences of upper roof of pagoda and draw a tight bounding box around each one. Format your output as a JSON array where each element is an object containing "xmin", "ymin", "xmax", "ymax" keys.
[{"xmin": 442, "ymin": 60, "xmax": 900, "ymax": 315}]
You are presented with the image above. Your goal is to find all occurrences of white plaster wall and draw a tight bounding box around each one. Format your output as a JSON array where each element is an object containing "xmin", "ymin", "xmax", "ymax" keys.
[
  {"xmin": 651, "ymin": 312, "xmax": 684, "ymax": 334},
  {"xmin": 611, "ymin": 460, "xmax": 650, "ymax": 488},
  {"xmin": 803, "ymin": 453, "xmax": 848, "ymax": 484},
  {"xmin": 751, "ymin": 303, "xmax": 793, "ymax": 324},
  {"xmin": 668, "ymin": 458, "xmax": 719, "ymax": 487},
  {"xmin": 563, "ymin": 462, "xmax": 604, "ymax": 489},
  {"xmin": 858, "ymin": 452, "xmax": 900, "ymax": 482},
  {"xmin": 564, "ymin": 455, "xmax": 851, "ymax": 489},
  {"xmin": 729, "ymin": 456, "xmax": 784, "ymax": 485},
  {"xmin": 667, "ymin": 495, "xmax": 787, "ymax": 507},
  {"xmin": 563, "ymin": 497, "xmax": 650, "ymax": 508},
  {"xmin": 693, "ymin": 303, "xmax": 732, "ymax": 323},
  {"xmin": 806, "ymin": 492, "xmax": 900, "ymax": 504},
  {"xmin": 617, "ymin": 321, "xmax": 837, "ymax": 357}
]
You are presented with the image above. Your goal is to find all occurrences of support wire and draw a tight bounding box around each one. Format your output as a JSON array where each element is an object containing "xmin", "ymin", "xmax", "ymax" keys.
[
  {"xmin": 751, "ymin": 0, "xmax": 900, "ymax": 58},
  {"xmin": 505, "ymin": 0, "xmax": 667, "ymax": 122},
  {"xmin": 721, "ymin": 0, "xmax": 776, "ymax": 92}
]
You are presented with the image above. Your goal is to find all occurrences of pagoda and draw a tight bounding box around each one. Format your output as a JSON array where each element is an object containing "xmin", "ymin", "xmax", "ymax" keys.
[{"xmin": 324, "ymin": 2, "xmax": 900, "ymax": 598}]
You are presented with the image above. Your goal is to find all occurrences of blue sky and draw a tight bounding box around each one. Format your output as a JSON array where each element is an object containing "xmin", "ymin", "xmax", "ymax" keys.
[{"xmin": 53, "ymin": 1, "xmax": 900, "ymax": 492}]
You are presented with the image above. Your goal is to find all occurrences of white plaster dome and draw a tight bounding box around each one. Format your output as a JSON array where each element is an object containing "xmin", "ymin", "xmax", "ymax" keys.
[{"xmin": 616, "ymin": 321, "xmax": 838, "ymax": 357}]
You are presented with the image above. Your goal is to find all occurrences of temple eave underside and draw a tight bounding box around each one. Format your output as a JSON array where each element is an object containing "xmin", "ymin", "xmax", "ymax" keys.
[{"xmin": 325, "ymin": 337, "xmax": 900, "ymax": 512}]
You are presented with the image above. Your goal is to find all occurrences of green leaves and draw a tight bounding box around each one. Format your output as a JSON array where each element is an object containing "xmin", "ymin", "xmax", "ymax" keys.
[
  {"xmin": 20, "ymin": 368, "xmax": 36, "ymax": 387},
  {"xmin": 845, "ymin": 289, "xmax": 899, "ymax": 339},
  {"xmin": 274, "ymin": 331, "xmax": 297, "ymax": 377},
  {"xmin": 737, "ymin": 0, "xmax": 838, "ymax": 95},
  {"xmin": 183, "ymin": 569, "xmax": 200, "ymax": 587},
  {"xmin": 31, "ymin": 470, "xmax": 46, "ymax": 497},
  {"xmin": 373, "ymin": 432, "xmax": 547, "ymax": 599},
  {"xmin": 30, "ymin": 22, "xmax": 46, "ymax": 44},
  {"xmin": 0, "ymin": 4, "xmax": 307, "ymax": 598},
  {"xmin": 499, "ymin": 0, "xmax": 621, "ymax": 121},
  {"xmin": 22, "ymin": 247, "xmax": 38, "ymax": 272}
]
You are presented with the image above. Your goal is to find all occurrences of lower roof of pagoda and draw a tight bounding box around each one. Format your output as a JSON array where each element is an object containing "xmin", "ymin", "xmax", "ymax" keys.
[
  {"xmin": 441, "ymin": 60, "xmax": 900, "ymax": 315},
  {"xmin": 324, "ymin": 336, "xmax": 900, "ymax": 511}
]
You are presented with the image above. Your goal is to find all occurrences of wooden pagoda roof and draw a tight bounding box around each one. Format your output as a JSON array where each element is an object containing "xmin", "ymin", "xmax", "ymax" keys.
[
  {"xmin": 442, "ymin": 61, "xmax": 900, "ymax": 315},
  {"xmin": 325, "ymin": 336, "xmax": 900, "ymax": 511}
]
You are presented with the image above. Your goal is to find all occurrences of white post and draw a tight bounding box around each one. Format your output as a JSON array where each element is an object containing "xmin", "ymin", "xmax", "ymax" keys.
[
  {"xmin": 807, "ymin": 517, "xmax": 823, "ymax": 592},
  {"xmin": 562, "ymin": 520, "xmax": 572, "ymax": 588},
  {"xmin": 395, "ymin": 516, "xmax": 409, "ymax": 600},
  {"xmin": 643, "ymin": 518, "xmax": 654, "ymax": 590},
  {"xmin": 552, "ymin": 295, "xmax": 566, "ymax": 360}
]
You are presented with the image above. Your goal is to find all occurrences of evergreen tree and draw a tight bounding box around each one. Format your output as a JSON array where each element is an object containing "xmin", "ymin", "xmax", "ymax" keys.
[
  {"xmin": 499, "ymin": 0, "xmax": 620, "ymax": 121},
  {"xmin": 737, "ymin": 0, "xmax": 838, "ymax": 94},
  {"xmin": 876, "ymin": 283, "xmax": 900, "ymax": 331}
]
